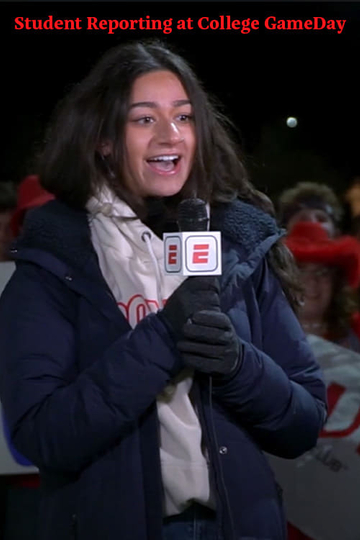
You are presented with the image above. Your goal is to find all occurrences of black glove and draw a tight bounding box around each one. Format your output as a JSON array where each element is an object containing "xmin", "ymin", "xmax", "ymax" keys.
[
  {"xmin": 177, "ymin": 310, "xmax": 240, "ymax": 376},
  {"xmin": 159, "ymin": 277, "xmax": 220, "ymax": 342}
]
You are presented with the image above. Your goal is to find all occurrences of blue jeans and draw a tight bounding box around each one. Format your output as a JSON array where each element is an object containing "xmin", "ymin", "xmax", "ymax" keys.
[{"xmin": 162, "ymin": 504, "xmax": 221, "ymax": 540}]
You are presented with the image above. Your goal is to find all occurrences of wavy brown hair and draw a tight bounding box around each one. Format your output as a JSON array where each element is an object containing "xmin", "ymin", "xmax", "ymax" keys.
[{"xmin": 38, "ymin": 39, "xmax": 300, "ymax": 308}]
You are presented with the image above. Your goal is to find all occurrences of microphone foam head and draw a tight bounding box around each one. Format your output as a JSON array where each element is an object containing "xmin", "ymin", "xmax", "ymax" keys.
[{"xmin": 177, "ymin": 198, "xmax": 209, "ymax": 232}]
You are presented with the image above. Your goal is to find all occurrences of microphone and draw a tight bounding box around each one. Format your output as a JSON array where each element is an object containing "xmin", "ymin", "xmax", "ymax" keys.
[
  {"xmin": 163, "ymin": 198, "xmax": 222, "ymax": 275},
  {"xmin": 177, "ymin": 198, "xmax": 209, "ymax": 232}
]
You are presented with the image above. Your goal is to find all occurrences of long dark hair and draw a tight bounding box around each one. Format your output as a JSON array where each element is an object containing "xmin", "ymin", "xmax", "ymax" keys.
[
  {"xmin": 38, "ymin": 39, "xmax": 299, "ymax": 306},
  {"xmin": 39, "ymin": 40, "xmax": 248, "ymax": 210}
]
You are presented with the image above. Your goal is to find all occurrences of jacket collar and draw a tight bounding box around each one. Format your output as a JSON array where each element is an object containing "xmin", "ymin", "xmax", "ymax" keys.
[
  {"xmin": 211, "ymin": 199, "xmax": 285, "ymax": 286},
  {"xmin": 12, "ymin": 198, "xmax": 284, "ymax": 288},
  {"xmin": 211, "ymin": 199, "xmax": 283, "ymax": 254},
  {"xmin": 11, "ymin": 200, "xmax": 128, "ymax": 325},
  {"xmin": 13, "ymin": 200, "xmax": 94, "ymax": 272}
]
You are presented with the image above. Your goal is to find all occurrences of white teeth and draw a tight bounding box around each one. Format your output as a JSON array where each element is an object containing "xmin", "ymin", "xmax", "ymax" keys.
[{"xmin": 148, "ymin": 155, "xmax": 179, "ymax": 162}]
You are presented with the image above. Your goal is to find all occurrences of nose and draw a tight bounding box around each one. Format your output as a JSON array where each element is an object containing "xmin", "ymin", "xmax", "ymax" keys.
[
  {"xmin": 302, "ymin": 275, "xmax": 320, "ymax": 298},
  {"xmin": 302, "ymin": 214, "xmax": 318, "ymax": 223},
  {"xmin": 155, "ymin": 119, "xmax": 184, "ymax": 145}
]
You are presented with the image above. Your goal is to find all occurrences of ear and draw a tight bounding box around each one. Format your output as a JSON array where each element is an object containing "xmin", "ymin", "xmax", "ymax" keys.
[{"xmin": 97, "ymin": 140, "xmax": 112, "ymax": 157}]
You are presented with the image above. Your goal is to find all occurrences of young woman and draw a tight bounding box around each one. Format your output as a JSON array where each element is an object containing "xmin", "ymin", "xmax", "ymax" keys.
[{"xmin": 0, "ymin": 41, "xmax": 326, "ymax": 540}]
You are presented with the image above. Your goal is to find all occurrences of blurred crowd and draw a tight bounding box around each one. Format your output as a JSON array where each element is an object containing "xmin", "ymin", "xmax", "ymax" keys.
[
  {"xmin": 0, "ymin": 175, "xmax": 53, "ymax": 262},
  {"xmin": 276, "ymin": 178, "xmax": 360, "ymax": 540},
  {"xmin": 0, "ymin": 174, "xmax": 360, "ymax": 540}
]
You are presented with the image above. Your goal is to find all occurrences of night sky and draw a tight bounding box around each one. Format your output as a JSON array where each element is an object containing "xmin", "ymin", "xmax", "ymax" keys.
[{"xmin": 2, "ymin": 1, "xmax": 360, "ymax": 203}]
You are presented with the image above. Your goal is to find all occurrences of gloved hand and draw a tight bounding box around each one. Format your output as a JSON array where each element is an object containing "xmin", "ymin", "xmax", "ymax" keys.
[
  {"xmin": 159, "ymin": 277, "xmax": 220, "ymax": 342},
  {"xmin": 177, "ymin": 310, "xmax": 240, "ymax": 376}
]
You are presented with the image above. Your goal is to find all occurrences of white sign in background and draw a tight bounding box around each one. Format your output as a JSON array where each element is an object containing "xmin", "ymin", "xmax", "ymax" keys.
[{"xmin": 268, "ymin": 334, "xmax": 360, "ymax": 540}]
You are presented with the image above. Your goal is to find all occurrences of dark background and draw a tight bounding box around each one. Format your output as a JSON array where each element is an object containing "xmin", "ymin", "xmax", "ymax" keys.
[{"xmin": 1, "ymin": 1, "xmax": 359, "ymax": 204}]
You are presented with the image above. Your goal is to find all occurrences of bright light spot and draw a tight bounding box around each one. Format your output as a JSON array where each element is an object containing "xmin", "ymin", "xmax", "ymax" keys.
[{"xmin": 286, "ymin": 117, "xmax": 298, "ymax": 128}]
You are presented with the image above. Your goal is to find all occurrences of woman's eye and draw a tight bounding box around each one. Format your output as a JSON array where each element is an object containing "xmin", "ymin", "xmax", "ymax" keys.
[
  {"xmin": 132, "ymin": 116, "xmax": 154, "ymax": 125},
  {"xmin": 177, "ymin": 114, "xmax": 193, "ymax": 122}
]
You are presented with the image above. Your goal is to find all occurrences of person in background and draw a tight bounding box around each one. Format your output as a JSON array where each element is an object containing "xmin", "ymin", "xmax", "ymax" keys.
[
  {"xmin": 0, "ymin": 40, "xmax": 326, "ymax": 540},
  {"xmin": 10, "ymin": 175, "xmax": 54, "ymax": 237},
  {"xmin": 0, "ymin": 183, "xmax": 16, "ymax": 262},
  {"xmin": 284, "ymin": 221, "xmax": 360, "ymax": 351},
  {"xmin": 278, "ymin": 181, "xmax": 343, "ymax": 238}
]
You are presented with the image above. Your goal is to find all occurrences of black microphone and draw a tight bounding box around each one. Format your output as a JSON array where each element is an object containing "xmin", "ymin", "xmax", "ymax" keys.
[
  {"xmin": 177, "ymin": 198, "xmax": 209, "ymax": 232},
  {"xmin": 163, "ymin": 198, "xmax": 222, "ymax": 275}
]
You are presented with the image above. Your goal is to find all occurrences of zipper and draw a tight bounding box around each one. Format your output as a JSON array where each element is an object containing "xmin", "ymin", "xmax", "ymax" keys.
[
  {"xmin": 194, "ymin": 378, "xmax": 236, "ymax": 540},
  {"xmin": 142, "ymin": 227, "xmax": 235, "ymax": 537}
]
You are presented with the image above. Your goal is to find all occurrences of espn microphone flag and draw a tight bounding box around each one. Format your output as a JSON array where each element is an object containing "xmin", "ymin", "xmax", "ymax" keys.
[
  {"xmin": 164, "ymin": 232, "xmax": 222, "ymax": 275},
  {"xmin": 164, "ymin": 198, "xmax": 222, "ymax": 276}
]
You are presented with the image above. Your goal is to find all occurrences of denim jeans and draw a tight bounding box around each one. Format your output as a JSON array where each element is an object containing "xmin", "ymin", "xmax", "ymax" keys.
[{"xmin": 162, "ymin": 504, "xmax": 221, "ymax": 540}]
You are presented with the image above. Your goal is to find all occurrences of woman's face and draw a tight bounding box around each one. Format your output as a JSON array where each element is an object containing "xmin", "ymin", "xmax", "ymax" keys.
[
  {"xmin": 123, "ymin": 70, "xmax": 196, "ymax": 199},
  {"xmin": 298, "ymin": 262, "xmax": 334, "ymax": 321}
]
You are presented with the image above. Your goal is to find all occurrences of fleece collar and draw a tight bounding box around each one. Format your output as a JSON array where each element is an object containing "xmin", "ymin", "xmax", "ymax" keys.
[
  {"xmin": 13, "ymin": 200, "xmax": 94, "ymax": 271},
  {"xmin": 12, "ymin": 198, "xmax": 283, "ymax": 274},
  {"xmin": 211, "ymin": 199, "xmax": 285, "ymax": 285},
  {"xmin": 211, "ymin": 199, "xmax": 283, "ymax": 254}
]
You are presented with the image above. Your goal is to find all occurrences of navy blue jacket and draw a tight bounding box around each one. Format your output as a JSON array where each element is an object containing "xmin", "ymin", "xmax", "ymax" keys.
[{"xmin": 0, "ymin": 199, "xmax": 326, "ymax": 540}]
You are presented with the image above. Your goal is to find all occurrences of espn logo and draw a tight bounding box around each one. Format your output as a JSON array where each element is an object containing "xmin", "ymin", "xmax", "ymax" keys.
[
  {"xmin": 192, "ymin": 244, "xmax": 210, "ymax": 264},
  {"xmin": 165, "ymin": 237, "xmax": 182, "ymax": 272},
  {"xmin": 164, "ymin": 232, "xmax": 221, "ymax": 276}
]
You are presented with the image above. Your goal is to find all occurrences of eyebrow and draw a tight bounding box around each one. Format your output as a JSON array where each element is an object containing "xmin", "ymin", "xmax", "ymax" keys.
[{"xmin": 129, "ymin": 99, "xmax": 192, "ymax": 110}]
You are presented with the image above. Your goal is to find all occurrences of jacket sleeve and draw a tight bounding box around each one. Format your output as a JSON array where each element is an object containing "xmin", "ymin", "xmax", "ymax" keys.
[
  {"xmin": 0, "ymin": 262, "xmax": 182, "ymax": 473},
  {"xmin": 212, "ymin": 257, "xmax": 327, "ymax": 459}
]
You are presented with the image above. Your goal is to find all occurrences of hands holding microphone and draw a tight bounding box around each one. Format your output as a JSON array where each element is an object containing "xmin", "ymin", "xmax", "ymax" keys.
[
  {"xmin": 159, "ymin": 198, "xmax": 240, "ymax": 376},
  {"xmin": 178, "ymin": 305, "xmax": 240, "ymax": 376},
  {"xmin": 159, "ymin": 276, "xmax": 240, "ymax": 376}
]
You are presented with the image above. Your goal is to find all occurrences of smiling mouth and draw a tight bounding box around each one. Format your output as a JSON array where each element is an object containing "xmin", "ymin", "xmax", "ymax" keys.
[{"xmin": 146, "ymin": 155, "xmax": 180, "ymax": 172}]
